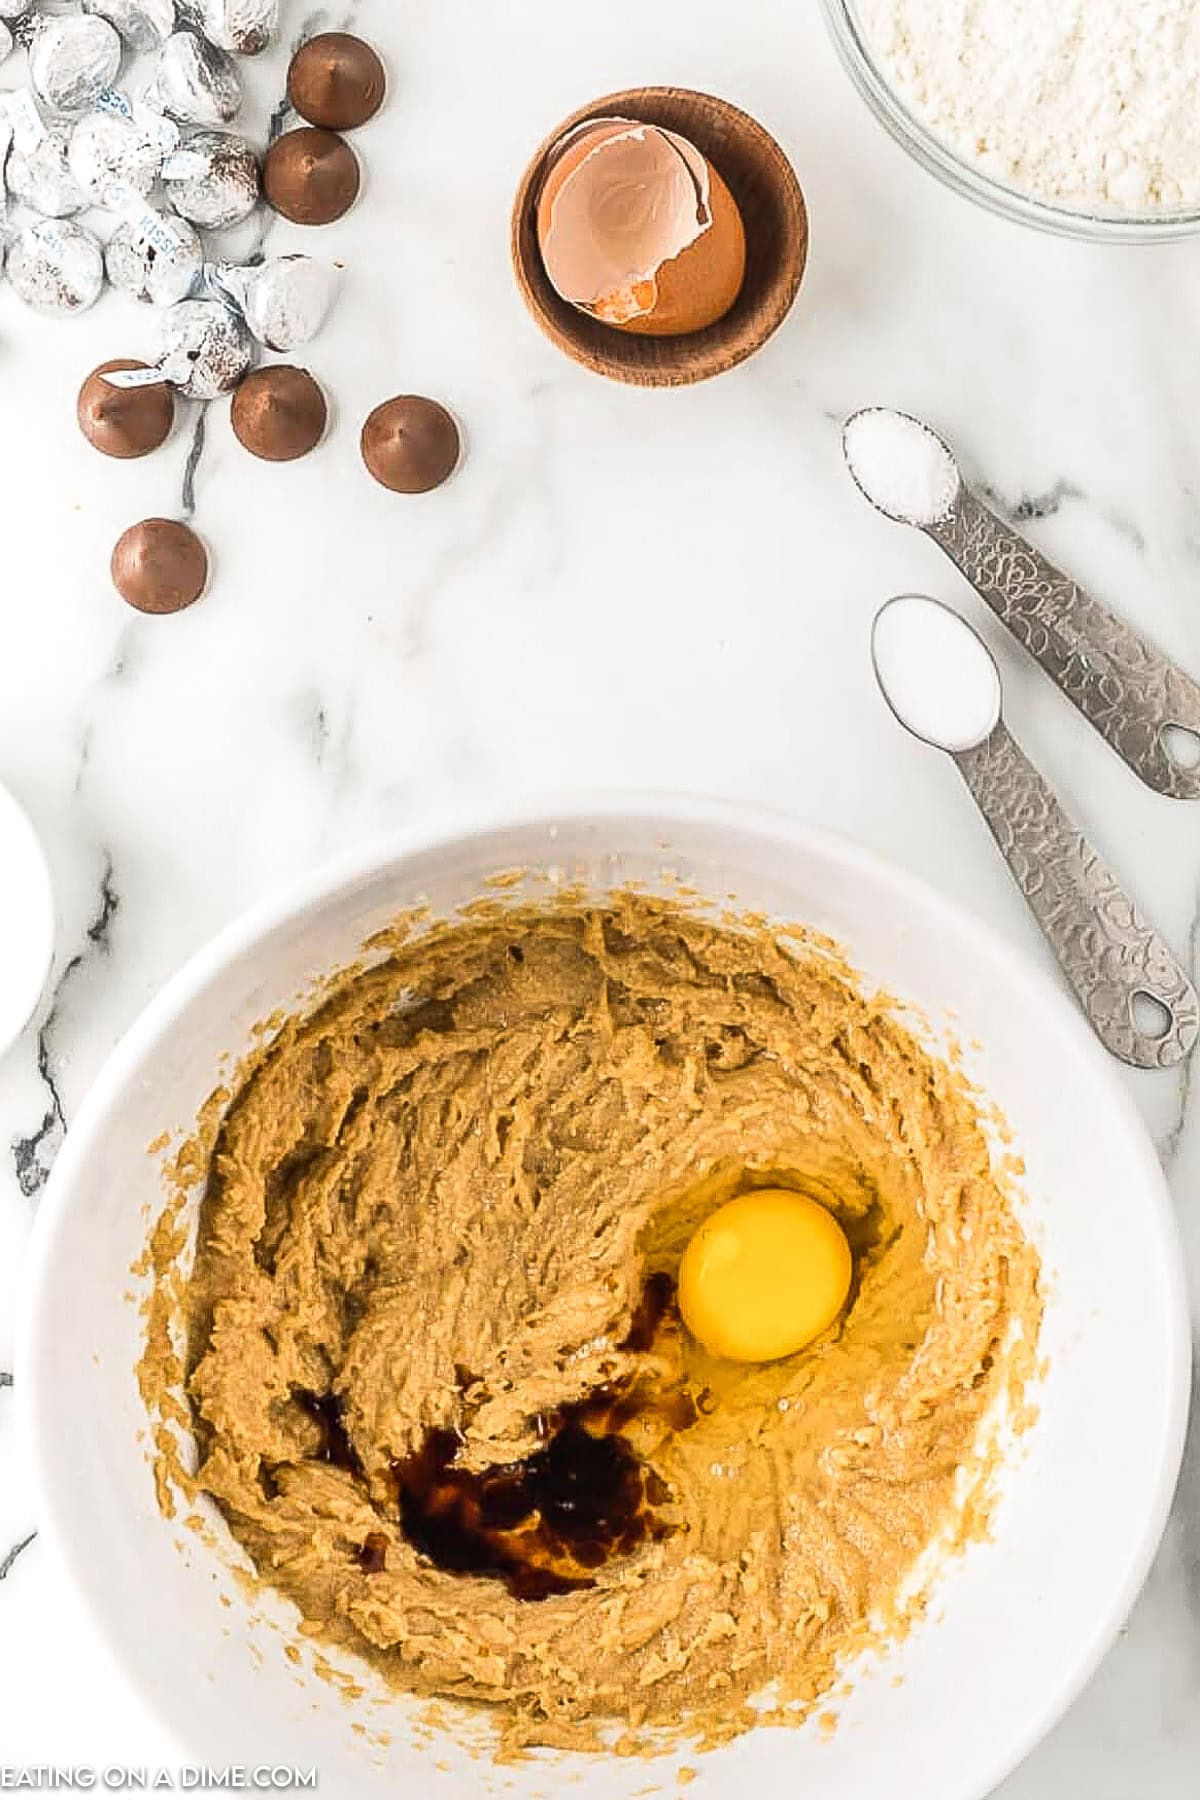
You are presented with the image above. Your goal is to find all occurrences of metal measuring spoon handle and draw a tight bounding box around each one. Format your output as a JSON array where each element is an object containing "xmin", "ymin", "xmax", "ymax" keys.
[
  {"xmin": 872, "ymin": 593, "xmax": 1200, "ymax": 1071},
  {"xmin": 926, "ymin": 483, "xmax": 1200, "ymax": 800},
  {"xmin": 955, "ymin": 720, "xmax": 1200, "ymax": 1068}
]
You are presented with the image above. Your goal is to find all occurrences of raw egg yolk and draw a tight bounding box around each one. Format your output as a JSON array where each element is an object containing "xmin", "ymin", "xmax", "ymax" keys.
[{"xmin": 678, "ymin": 1189, "xmax": 853, "ymax": 1364}]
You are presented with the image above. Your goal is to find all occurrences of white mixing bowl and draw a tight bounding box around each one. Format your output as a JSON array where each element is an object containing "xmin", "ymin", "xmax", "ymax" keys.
[{"xmin": 19, "ymin": 798, "xmax": 1190, "ymax": 1800}]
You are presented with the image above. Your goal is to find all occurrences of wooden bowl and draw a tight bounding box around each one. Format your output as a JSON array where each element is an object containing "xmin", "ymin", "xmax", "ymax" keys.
[{"xmin": 512, "ymin": 87, "xmax": 808, "ymax": 388}]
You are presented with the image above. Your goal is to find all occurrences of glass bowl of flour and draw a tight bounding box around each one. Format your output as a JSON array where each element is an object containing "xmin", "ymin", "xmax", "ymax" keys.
[{"xmin": 822, "ymin": 0, "xmax": 1200, "ymax": 239}]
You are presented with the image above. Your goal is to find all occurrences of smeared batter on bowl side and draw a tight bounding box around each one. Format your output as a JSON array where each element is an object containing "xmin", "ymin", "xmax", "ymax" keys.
[{"xmin": 145, "ymin": 894, "xmax": 1042, "ymax": 1753}]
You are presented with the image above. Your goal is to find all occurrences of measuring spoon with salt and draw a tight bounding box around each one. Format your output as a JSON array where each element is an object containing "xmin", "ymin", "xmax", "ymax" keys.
[
  {"xmin": 872, "ymin": 594, "xmax": 1199, "ymax": 1069},
  {"xmin": 845, "ymin": 408, "xmax": 1200, "ymax": 800}
]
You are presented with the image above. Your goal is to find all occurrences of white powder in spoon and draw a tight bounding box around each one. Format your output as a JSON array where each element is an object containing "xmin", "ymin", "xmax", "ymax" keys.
[
  {"xmin": 872, "ymin": 595, "xmax": 1002, "ymax": 753},
  {"xmin": 856, "ymin": 0, "xmax": 1200, "ymax": 212},
  {"xmin": 843, "ymin": 408, "xmax": 960, "ymax": 525}
]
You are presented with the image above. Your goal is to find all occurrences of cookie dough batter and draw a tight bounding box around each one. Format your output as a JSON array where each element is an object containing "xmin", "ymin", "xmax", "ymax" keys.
[{"xmin": 172, "ymin": 896, "xmax": 1041, "ymax": 1750}]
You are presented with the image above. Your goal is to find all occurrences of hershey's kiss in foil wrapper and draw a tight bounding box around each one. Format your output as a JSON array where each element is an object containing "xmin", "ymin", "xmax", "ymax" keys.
[
  {"xmin": 68, "ymin": 110, "xmax": 161, "ymax": 204},
  {"xmin": 7, "ymin": 218, "xmax": 105, "ymax": 315},
  {"xmin": 158, "ymin": 297, "xmax": 254, "ymax": 398},
  {"xmin": 148, "ymin": 30, "xmax": 242, "ymax": 125},
  {"xmin": 6, "ymin": 117, "xmax": 87, "ymax": 217},
  {"xmin": 29, "ymin": 14, "xmax": 123, "ymax": 114},
  {"xmin": 0, "ymin": 23, "xmax": 13, "ymax": 65},
  {"xmin": 82, "ymin": 0, "xmax": 177, "ymax": 53},
  {"xmin": 0, "ymin": 1, "xmax": 33, "ymax": 20},
  {"xmin": 106, "ymin": 207, "xmax": 202, "ymax": 305},
  {"xmin": 175, "ymin": 0, "xmax": 278, "ymax": 56},
  {"xmin": 162, "ymin": 128, "xmax": 259, "ymax": 226},
  {"xmin": 210, "ymin": 255, "xmax": 335, "ymax": 352}
]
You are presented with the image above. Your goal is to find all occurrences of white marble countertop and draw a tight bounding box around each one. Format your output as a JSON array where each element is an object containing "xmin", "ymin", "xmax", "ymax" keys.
[{"xmin": 1, "ymin": 0, "xmax": 1199, "ymax": 1791}]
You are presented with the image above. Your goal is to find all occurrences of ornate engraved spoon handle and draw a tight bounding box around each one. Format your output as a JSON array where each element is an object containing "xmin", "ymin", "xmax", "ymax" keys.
[
  {"xmin": 929, "ymin": 487, "xmax": 1200, "ymax": 799},
  {"xmin": 955, "ymin": 721, "xmax": 1200, "ymax": 1068}
]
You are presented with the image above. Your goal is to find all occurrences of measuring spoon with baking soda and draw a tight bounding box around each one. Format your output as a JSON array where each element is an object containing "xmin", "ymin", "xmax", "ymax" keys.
[
  {"xmin": 845, "ymin": 409, "xmax": 1200, "ymax": 799},
  {"xmin": 872, "ymin": 595, "xmax": 1199, "ymax": 1069}
]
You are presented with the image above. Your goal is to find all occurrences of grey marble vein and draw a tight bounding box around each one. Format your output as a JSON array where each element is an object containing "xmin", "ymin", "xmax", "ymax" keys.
[
  {"xmin": 267, "ymin": 85, "xmax": 294, "ymax": 145},
  {"xmin": 1002, "ymin": 479, "xmax": 1081, "ymax": 524},
  {"xmin": 0, "ymin": 1372, "xmax": 11, "ymax": 1389},
  {"xmin": 0, "ymin": 1534, "xmax": 35, "ymax": 1583},
  {"xmin": 982, "ymin": 477, "xmax": 1147, "ymax": 555},
  {"xmin": 299, "ymin": 693, "xmax": 331, "ymax": 766},
  {"xmin": 11, "ymin": 856, "xmax": 120, "ymax": 1200},
  {"xmin": 1097, "ymin": 501, "xmax": 1148, "ymax": 556},
  {"xmin": 181, "ymin": 408, "xmax": 208, "ymax": 520}
]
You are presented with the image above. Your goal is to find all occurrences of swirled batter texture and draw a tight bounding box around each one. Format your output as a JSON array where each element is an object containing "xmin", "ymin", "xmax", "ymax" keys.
[{"xmin": 174, "ymin": 897, "xmax": 1041, "ymax": 1751}]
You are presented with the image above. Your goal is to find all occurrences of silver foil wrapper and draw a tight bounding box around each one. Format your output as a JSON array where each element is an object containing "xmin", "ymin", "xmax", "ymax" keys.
[
  {"xmin": 211, "ymin": 254, "xmax": 335, "ymax": 352},
  {"xmin": 0, "ymin": 1, "xmax": 34, "ymax": 19},
  {"xmin": 148, "ymin": 30, "xmax": 241, "ymax": 125},
  {"xmin": 83, "ymin": 0, "xmax": 177, "ymax": 53},
  {"xmin": 175, "ymin": 0, "xmax": 277, "ymax": 56},
  {"xmin": 159, "ymin": 297, "xmax": 254, "ymax": 398},
  {"xmin": 28, "ymin": 15, "xmax": 123, "ymax": 114},
  {"xmin": 106, "ymin": 207, "xmax": 201, "ymax": 305},
  {"xmin": 161, "ymin": 128, "xmax": 258, "ymax": 226},
  {"xmin": 0, "ymin": 23, "xmax": 12, "ymax": 65},
  {"xmin": 7, "ymin": 218, "xmax": 105, "ymax": 315},
  {"xmin": 68, "ymin": 110, "xmax": 161, "ymax": 204},
  {"xmin": 6, "ymin": 118, "xmax": 87, "ymax": 217}
]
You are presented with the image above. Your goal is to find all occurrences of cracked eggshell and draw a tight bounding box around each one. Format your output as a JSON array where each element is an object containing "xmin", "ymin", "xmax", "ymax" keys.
[{"xmin": 536, "ymin": 117, "xmax": 746, "ymax": 338}]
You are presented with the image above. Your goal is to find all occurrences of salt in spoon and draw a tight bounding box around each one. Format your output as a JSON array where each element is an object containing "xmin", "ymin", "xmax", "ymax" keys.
[
  {"xmin": 872, "ymin": 594, "xmax": 1199, "ymax": 1069},
  {"xmin": 846, "ymin": 408, "xmax": 1200, "ymax": 800}
]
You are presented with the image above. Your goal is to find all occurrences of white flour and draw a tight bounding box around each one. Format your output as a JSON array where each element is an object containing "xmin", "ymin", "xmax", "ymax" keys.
[{"xmin": 856, "ymin": 0, "xmax": 1200, "ymax": 212}]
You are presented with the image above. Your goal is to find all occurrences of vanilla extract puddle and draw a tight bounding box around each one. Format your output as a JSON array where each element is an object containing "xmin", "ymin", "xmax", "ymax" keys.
[{"xmin": 297, "ymin": 1272, "xmax": 702, "ymax": 1601}]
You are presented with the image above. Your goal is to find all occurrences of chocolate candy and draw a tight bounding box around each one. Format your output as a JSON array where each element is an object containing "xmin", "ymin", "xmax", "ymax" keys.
[
  {"xmin": 231, "ymin": 366, "xmax": 327, "ymax": 461},
  {"xmin": 212, "ymin": 255, "xmax": 334, "ymax": 351},
  {"xmin": 106, "ymin": 208, "xmax": 202, "ymax": 305},
  {"xmin": 28, "ymin": 14, "xmax": 123, "ymax": 114},
  {"xmin": 111, "ymin": 518, "xmax": 208, "ymax": 615},
  {"xmin": 361, "ymin": 396, "xmax": 461, "ymax": 494},
  {"xmin": 82, "ymin": 0, "xmax": 176, "ymax": 51},
  {"xmin": 263, "ymin": 127, "xmax": 359, "ymax": 225},
  {"xmin": 176, "ymin": 0, "xmax": 278, "ymax": 56},
  {"xmin": 162, "ymin": 129, "xmax": 259, "ymax": 226},
  {"xmin": 78, "ymin": 359, "xmax": 175, "ymax": 458},
  {"xmin": 149, "ymin": 30, "xmax": 242, "ymax": 125},
  {"xmin": 287, "ymin": 34, "xmax": 386, "ymax": 131},
  {"xmin": 8, "ymin": 219, "xmax": 105, "ymax": 315},
  {"xmin": 68, "ymin": 110, "xmax": 161, "ymax": 205},
  {"xmin": 159, "ymin": 297, "xmax": 254, "ymax": 398},
  {"xmin": 5, "ymin": 116, "xmax": 87, "ymax": 217}
]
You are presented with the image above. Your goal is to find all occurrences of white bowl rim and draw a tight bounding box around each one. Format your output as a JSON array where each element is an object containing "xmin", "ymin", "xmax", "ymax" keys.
[{"xmin": 16, "ymin": 790, "xmax": 1193, "ymax": 1797}]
